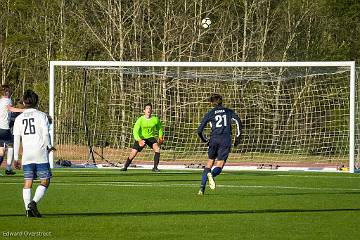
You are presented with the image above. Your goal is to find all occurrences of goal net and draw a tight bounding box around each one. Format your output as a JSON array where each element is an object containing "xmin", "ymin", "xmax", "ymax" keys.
[{"xmin": 49, "ymin": 61, "xmax": 358, "ymax": 172}]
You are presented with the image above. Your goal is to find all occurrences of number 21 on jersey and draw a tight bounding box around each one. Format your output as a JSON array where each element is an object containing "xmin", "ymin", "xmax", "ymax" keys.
[{"xmin": 215, "ymin": 114, "xmax": 227, "ymax": 128}]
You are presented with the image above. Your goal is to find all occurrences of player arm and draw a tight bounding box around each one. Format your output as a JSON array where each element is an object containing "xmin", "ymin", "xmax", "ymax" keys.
[
  {"xmin": 197, "ymin": 114, "xmax": 209, "ymax": 143},
  {"xmin": 13, "ymin": 134, "xmax": 21, "ymax": 161},
  {"xmin": 13, "ymin": 119, "xmax": 21, "ymax": 168},
  {"xmin": 13, "ymin": 134, "xmax": 22, "ymax": 169},
  {"xmin": 232, "ymin": 113, "xmax": 242, "ymax": 137},
  {"xmin": 157, "ymin": 118, "xmax": 164, "ymax": 144},
  {"xmin": 41, "ymin": 115, "xmax": 55, "ymax": 151},
  {"xmin": 132, "ymin": 118, "xmax": 142, "ymax": 141},
  {"xmin": 232, "ymin": 112, "xmax": 243, "ymax": 146},
  {"xmin": 7, "ymin": 105, "xmax": 25, "ymax": 113}
]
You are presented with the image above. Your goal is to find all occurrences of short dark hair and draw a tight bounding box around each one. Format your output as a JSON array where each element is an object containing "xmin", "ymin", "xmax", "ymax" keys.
[
  {"xmin": 144, "ymin": 103, "xmax": 152, "ymax": 109},
  {"xmin": 209, "ymin": 93, "xmax": 222, "ymax": 106},
  {"xmin": 23, "ymin": 90, "xmax": 39, "ymax": 108},
  {"xmin": 1, "ymin": 85, "xmax": 11, "ymax": 97}
]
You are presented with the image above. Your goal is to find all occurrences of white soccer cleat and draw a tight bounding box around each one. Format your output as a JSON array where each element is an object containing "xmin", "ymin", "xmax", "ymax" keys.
[
  {"xmin": 207, "ymin": 172, "xmax": 216, "ymax": 190},
  {"xmin": 197, "ymin": 189, "xmax": 204, "ymax": 195}
]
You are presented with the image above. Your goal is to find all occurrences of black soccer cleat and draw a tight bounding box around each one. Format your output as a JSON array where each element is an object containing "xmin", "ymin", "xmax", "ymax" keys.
[
  {"xmin": 28, "ymin": 201, "xmax": 42, "ymax": 218},
  {"xmin": 5, "ymin": 169, "xmax": 16, "ymax": 175},
  {"xmin": 152, "ymin": 168, "xmax": 160, "ymax": 172},
  {"xmin": 120, "ymin": 167, "xmax": 128, "ymax": 171},
  {"xmin": 26, "ymin": 210, "xmax": 35, "ymax": 218}
]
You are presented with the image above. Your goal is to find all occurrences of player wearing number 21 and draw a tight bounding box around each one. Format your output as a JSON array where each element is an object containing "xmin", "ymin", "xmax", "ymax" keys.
[
  {"xmin": 197, "ymin": 93, "xmax": 243, "ymax": 195},
  {"xmin": 121, "ymin": 103, "xmax": 164, "ymax": 172},
  {"xmin": 13, "ymin": 90, "xmax": 55, "ymax": 217}
]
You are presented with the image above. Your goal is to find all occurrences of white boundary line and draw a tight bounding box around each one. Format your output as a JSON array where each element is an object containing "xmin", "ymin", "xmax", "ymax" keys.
[
  {"xmin": 1, "ymin": 181, "xmax": 360, "ymax": 192},
  {"xmin": 58, "ymin": 164, "xmax": 343, "ymax": 173}
]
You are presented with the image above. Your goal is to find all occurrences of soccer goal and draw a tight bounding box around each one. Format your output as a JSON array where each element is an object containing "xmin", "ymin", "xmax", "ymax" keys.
[{"xmin": 49, "ymin": 61, "xmax": 357, "ymax": 173}]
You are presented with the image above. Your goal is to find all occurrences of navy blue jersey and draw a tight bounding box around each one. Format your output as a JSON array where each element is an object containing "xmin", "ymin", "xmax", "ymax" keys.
[
  {"xmin": 9, "ymin": 112, "xmax": 21, "ymax": 129},
  {"xmin": 197, "ymin": 105, "xmax": 242, "ymax": 143}
]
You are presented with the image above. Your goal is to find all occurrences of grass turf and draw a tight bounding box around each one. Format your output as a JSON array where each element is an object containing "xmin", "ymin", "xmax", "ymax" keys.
[{"xmin": 1, "ymin": 169, "xmax": 360, "ymax": 239}]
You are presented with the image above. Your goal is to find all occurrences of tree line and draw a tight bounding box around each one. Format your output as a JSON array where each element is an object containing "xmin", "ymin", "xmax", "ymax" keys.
[{"xmin": 1, "ymin": 0, "xmax": 359, "ymax": 102}]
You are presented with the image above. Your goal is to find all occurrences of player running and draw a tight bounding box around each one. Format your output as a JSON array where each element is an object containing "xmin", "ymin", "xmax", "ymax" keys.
[
  {"xmin": 197, "ymin": 93, "xmax": 243, "ymax": 195},
  {"xmin": 13, "ymin": 90, "xmax": 55, "ymax": 217},
  {"xmin": 121, "ymin": 103, "xmax": 164, "ymax": 172}
]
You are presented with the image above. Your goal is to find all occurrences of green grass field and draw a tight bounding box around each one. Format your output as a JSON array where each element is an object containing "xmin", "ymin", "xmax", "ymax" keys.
[{"xmin": 1, "ymin": 169, "xmax": 360, "ymax": 240}]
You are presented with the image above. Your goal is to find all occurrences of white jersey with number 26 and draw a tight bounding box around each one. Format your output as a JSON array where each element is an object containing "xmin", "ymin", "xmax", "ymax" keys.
[{"xmin": 13, "ymin": 108, "xmax": 51, "ymax": 165}]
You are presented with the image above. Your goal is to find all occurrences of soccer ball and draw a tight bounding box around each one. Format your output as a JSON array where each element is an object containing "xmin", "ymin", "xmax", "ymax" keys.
[{"xmin": 201, "ymin": 17, "xmax": 212, "ymax": 29}]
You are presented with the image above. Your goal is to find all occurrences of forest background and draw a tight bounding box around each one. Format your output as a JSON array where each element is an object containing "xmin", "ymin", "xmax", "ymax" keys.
[{"xmin": 1, "ymin": 0, "xmax": 359, "ymax": 101}]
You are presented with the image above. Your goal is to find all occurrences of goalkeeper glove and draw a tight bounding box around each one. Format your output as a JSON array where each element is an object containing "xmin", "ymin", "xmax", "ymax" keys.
[
  {"xmin": 138, "ymin": 139, "xmax": 146, "ymax": 147},
  {"xmin": 234, "ymin": 136, "xmax": 242, "ymax": 147},
  {"xmin": 158, "ymin": 137, "xmax": 164, "ymax": 145}
]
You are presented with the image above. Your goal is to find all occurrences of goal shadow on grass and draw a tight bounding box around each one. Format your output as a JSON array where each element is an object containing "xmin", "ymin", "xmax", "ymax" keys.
[{"xmin": 1, "ymin": 208, "xmax": 360, "ymax": 218}]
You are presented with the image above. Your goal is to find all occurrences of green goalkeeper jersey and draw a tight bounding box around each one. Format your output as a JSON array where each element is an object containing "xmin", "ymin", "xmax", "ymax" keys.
[{"xmin": 133, "ymin": 115, "xmax": 164, "ymax": 141}]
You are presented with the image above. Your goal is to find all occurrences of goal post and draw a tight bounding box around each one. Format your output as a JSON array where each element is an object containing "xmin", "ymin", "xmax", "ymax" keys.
[{"xmin": 48, "ymin": 61, "xmax": 357, "ymax": 173}]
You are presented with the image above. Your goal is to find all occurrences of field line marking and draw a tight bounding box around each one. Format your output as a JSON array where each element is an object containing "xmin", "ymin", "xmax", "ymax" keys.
[
  {"xmin": 1, "ymin": 181, "xmax": 360, "ymax": 191},
  {"xmin": 277, "ymin": 174, "xmax": 360, "ymax": 179}
]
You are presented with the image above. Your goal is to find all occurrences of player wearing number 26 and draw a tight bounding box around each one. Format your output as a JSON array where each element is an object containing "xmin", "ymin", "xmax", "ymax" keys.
[
  {"xmin": 13, "ymin": 90, "xmax": 55, "ymax": 217},
  {"xmin": 197, "ymin": 93, "xmax": 242, "ymax": 195}
]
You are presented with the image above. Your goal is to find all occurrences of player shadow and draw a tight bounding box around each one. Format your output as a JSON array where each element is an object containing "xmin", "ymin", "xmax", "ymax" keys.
[{"xmin": 1, "ymin": 208, "xmax": 360, "ymax": 218}]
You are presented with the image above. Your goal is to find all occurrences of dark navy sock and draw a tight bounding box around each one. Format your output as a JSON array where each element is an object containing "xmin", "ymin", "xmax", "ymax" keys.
[
  {"xmin": 200, "ymin": 167, "xmax": 211, "ymax": 188},
  {"xmin": 0, "ymin": 156, "xmax": 3, "ymax": 166},
  {"xmin": 212, "ymin": 167, "xmax": 222, "ymax": 177}
]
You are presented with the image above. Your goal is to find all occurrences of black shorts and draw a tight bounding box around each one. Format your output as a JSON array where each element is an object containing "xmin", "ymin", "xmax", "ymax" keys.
[
  {"xmin": 0, "ymin": 129, "xmax": 13, "ymax": 147},
  {"xmin": 132, "ymin": 138, "xmax": 158, "ymax": 152},
  {"xmin": 208, "ymin": 135, "xmax": 232, "ymax": 161}
]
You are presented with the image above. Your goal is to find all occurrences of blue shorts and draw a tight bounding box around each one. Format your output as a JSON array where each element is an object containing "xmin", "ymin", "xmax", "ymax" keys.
[
  {"xmin": 0, "ymin": 129, "xmax": 13, "ymax": 146},
  {"xmin": 208, "ymin": 135, "xmax": 232, "ymax": 161},
  {"xmin": 23, "ymin": 163, "xmax": 52, "ymax": 180}
]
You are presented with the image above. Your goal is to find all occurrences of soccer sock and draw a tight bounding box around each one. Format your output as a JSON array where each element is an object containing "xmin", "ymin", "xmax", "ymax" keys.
[
  {"xmin": 33, "ymin": 185, "xmax": 47, "ymax": 203},
  {"xmin": 23, "ymin": 188, "xmax": 32, "ymax": 210},
  {"xmin": 153, "ymin": 152, "xmax": 160, "ymax": 168},
  {"xmin": 200, "ymin": 167, "xmax": 211, "ymax": 188},
  {"xmin": 0, "ymin": 156, "xmax": 3, "ymax": 166},
  {"xmin": 211, "ymin": 167, "xmax": 222, "ymax": 178},
  {"xmin": 123, "ymin": 158, "xmax": 132, "ymax": 169},
  {"xmin": 6, "ymin": 148, "xmax": 14, "ymax": 171}
]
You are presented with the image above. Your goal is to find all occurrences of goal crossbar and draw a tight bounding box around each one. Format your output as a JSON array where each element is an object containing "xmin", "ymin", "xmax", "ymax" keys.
[{"xmin": 49, "ymin": 61, "xmax": 356, "ymax": 173}]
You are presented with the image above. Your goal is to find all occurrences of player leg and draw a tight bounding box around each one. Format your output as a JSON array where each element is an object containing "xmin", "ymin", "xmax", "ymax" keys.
[
  {"xmin": 198, "ymin": 139, "xmax": 217, "ymax": 195},
  {"xmin": 0, "ymin": 130, "xmax": 5, "ymax": 169},
  {"xmin": 121, "ymin": 141, "xmax": 142, "ymax": 171},
  {"xmin": 198, "ymin": 159, "xmax": 215, "ymax": 195},
  {"xmin": 0, "ymin": 146, "xmax": 4, "ymax": 171},
  {"xmin": 209, "ymin": 137, "xmax": 231, "ymax": 188},
  {"xmin": 212, "ymin": 160, "xmax": 226, "ymax": 176},
  {"xmin": 5, "ymin": 142, "xmax": 15, "ymax": 175},
  {"xmin": 28, "ymin": 163, "xmax": 52, "ymax": 218},
  {"xmin": 23, "ymin": 164, "xmax": 35, "ymax": 217},
  {"xmin": 121, "ymin": 149, "xmax": 138, "ymax": 171},
  {"xmin": 0, "ymin": 145, "xmax": 3, "ymax": 167},
  {"xmin": 150, "ymin": 139, "xmax": 160, "ymax": 172}
]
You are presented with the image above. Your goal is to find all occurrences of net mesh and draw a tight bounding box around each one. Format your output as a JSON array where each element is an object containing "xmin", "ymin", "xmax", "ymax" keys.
[{"xmin": 53, "ymin": 65, "xmax": 356, "ymax": 167}]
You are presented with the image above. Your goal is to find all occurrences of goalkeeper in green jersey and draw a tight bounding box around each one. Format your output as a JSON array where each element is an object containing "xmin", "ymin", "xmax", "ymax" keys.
[{"xmin": 121, "ymin": 103, "xmax": 164, "ymax": 172}]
